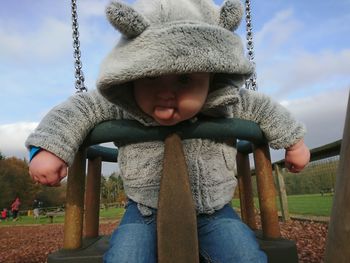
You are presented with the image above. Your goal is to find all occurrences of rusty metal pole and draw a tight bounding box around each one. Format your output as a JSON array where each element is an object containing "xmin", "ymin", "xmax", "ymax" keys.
[
  {"xmin": 324, "ymin": 92, "xmax": 350, "ymax": 263},
  {"xmin": 237, "ymin": 174, "xmax": 247, "ymax": 223},
  {"xmin": 237, "ymin": 152, "xmax": 257, "ymax": 230},
  {"xmin": 157, "ymin": 134, "xmax": 199, "ymax": 263},
  {"xmin": 63, "ymin": 148, "xmax": 87, "ymax": 249},
  {"xmin": 84, "ymin": 157, "xmax": 102, "ymax": 238},
  {"xmin": 253, "ymin": 143, "xmax": 281, "ymax": 239}
]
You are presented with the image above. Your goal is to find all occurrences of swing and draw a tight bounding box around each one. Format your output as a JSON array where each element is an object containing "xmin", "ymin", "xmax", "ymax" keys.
[{"xmin": 47, "ymin": 0, "xmax": 298, "ymax": 262}]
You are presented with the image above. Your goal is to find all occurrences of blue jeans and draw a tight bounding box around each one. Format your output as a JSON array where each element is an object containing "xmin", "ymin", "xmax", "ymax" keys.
[{"xmin": 104, "ymin": 200, "xmax": 267, "ymax": 263}]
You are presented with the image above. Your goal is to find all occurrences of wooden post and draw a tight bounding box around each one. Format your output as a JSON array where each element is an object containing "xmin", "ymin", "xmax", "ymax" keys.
[
  {"xmin": 253, "ymin": 143, "xmax": 281, "ymax": 239},
  {"xmin": 63, "ymin": 148, "xmax": 86, "ymax": 249},
  {"xmin": 324, "ymin": 92, "xmax": 350, "ymax": 262},
  {"xmin": 237, "ymin": 152, "xmax": 257, "ymax": 230},
  {"xmin": 157, "ymin": 134, "xmax": 199, "ymax": 263},
  {"xmin": 274, "ymin": 164, "xmax": 290, "ymax": 221},
  {"xmin": 84, "ymin": 157, "xmax": 102, "ymax": 238}
]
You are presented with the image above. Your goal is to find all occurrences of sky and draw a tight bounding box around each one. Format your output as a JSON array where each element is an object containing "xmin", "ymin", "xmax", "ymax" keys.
[{"xmin": 1, "ymin": 0, "xmax": 349, "ymax": 175}]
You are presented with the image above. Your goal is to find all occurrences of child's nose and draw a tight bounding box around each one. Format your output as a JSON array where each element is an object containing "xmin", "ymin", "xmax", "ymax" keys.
[{"xmin": 156, "ymin": 88, "xmax": 176, "ymax": 100}]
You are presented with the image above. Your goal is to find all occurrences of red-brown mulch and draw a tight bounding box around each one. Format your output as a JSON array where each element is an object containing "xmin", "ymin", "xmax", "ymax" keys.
[{"xmin": 0, "ymin": 219, "xmax": 327, "ymax": 263}]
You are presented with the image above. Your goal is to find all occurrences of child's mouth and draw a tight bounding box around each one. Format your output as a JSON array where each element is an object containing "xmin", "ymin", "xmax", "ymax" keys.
[{"xmin": 154, "ymin": 106, "xmax": 175, "ymax": 120}]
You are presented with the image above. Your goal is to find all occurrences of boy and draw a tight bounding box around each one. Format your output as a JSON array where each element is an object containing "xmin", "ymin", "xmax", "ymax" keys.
[{"xmin": 26, "ymin": 0, "xmax": 310, "ymax": 262}]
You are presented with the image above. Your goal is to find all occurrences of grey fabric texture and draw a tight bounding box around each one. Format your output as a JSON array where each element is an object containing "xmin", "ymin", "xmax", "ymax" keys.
[
  {"xmin": 97, "ymin": 0, "xmax": 254, "ymax": 106},
  {"xmin": 25, "ymin": 84, "xmax": 306, "ymax": 215}
]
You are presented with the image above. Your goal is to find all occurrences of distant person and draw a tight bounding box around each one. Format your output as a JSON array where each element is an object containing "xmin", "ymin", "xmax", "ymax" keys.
[
  {"xmin": 33, "ymin": 199, "xmax": 40, "ymax": 220},
  {"xmin": 11, "ymin": 196, "xmax": 21, "ymax": 221},
  {"xmin": 1, "ymin": 208, "xmax": 8, "ymax": 222}
]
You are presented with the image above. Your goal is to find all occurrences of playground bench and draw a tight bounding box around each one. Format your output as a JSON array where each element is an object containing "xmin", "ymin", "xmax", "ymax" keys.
[{"xmin": 46, "ymin": 210, "xmax": 65, "ymax": 223}]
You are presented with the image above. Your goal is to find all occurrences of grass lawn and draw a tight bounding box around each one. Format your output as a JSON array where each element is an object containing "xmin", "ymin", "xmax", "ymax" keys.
[
  {"xmin": 2, "ymin": 194, "xmax": 333, "ymax": 226},
  {"xmin": 100, "ymin": 207, "xmax": 125, "ymax": 219},
  {"xmin": 0, "ymin": 207, "xmax": 125, "ymax": 226},
  {"xmin": 232, "ymin": 193, "xmax": 333, "ymax": 217}
]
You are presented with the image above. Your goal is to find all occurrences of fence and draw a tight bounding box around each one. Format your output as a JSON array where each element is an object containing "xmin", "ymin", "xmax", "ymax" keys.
[{"xmin": 272, "ymin": 140, "xmax": 341, "ymax": 221}]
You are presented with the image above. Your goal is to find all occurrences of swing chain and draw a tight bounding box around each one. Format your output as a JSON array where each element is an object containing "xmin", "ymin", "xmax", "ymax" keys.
[
  {"xmin": 71, "ymin": 0, "xmax": 255, "ymax": 92},
  {"xmin": 71, "ymin": 0, "xmax": 88, "ymax": 93},
  {"xmin": 244, "ymin": 0, "xmax": 258, "ymax": 91}
]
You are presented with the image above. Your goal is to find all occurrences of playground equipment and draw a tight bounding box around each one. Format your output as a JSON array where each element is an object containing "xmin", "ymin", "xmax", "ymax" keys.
[
  {"xmin": 47, "ymin": 0, "xmax": 300, "ymax": 262},
  {"xmin": 324, "ymin": 92, "xmax": 350, "ymax": 263},
  {"xmin": 48, "ymin": 118, "xmax": 298, "ymax": 263}
]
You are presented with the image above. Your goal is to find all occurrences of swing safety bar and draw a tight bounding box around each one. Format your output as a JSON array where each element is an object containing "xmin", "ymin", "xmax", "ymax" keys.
[{"xmin": 58, "ymin": 118, "xmax": 294, "ymax": 263}]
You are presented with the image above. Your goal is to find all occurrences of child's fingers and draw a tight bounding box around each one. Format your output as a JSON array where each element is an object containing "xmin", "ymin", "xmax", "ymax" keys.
[
  {"xmin": 285, "ymin": 162, "xmax": 305, "ymax": 173},
  {"xmin": 29, "ymin": 170, "xmax": 42, "ymax": 184},
  {"xmin": 30, "ymin": 172, "xmax": 60, "ymax": 186},
  {"xmin": 58, "ymin": 165, "xmax": 68, "ymax": 179}
]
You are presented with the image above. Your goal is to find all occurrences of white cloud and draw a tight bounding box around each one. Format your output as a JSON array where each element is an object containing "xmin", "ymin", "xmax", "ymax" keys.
[
  {"xmin": 0, "ymin": 17, "xmax": 71, "ymax": 63},
  {"xmin": 0, "ymin": 122, "xmax": 118, "ymax": 175},
  {"xmin": 254, "ymin": 8, "xmax": 350, "ymax": 98},
  {"xmin": 79, "ymin": 1, "xmax": 108, "ymax": 17},
  {"xmin": 0, "ymin": 122, "xmax": 38, "ymax": 159},
  {"xmin": 259, "ymin": 49, "xmax": 350, "ymax": 97},
  {"xmin": 255, "ymin": 9, "xmax": 301, "ymax": 58},
  {"xmin": 0, "ymin": 0, "xmax": 116, "ymax": 65},
  {"xmin": 270, "ymin": 87, "xmax": 349, "ymax": 162},
  {"xmin": 283, "ymin": 87, "xmax": 349, "ymax": 148}
]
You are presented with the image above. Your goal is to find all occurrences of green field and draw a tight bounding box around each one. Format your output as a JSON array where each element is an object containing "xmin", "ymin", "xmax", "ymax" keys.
[
  {"xmin": 232, "ymin": 193, "xmax": 333, "ymax": 217},
  {"xmin": 0, "ymin": 207, "xmax": 125, "ymax": 226},
  {"xmin": 1, "ymin": 194, "xmax": 333, "ymax": 226}
]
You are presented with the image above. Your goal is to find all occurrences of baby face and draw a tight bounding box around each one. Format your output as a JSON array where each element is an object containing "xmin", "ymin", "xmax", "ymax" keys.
[{"xmin": 133, "ymin": 73, "xmax": 210, "ymax": 126}]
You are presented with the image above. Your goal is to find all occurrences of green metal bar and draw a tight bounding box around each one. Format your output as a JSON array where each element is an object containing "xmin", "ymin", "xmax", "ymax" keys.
[
  {"xmin": 84, "ymin": 119, "xmax": 266, "ymax": 147},
  {"xmin": 86, "ymin": 139, "xmax": 255, "ymax": 163},
  {"xmin": 273, "ymin": 139, "xmax": 341, "ymax": 168},
  {"xmin": 237, "ymin": 140, "xmax": 253, "ymax": 154},
  {"xmin": 87, "ymin": 145, "xmax": 118, "ymax": 162}
]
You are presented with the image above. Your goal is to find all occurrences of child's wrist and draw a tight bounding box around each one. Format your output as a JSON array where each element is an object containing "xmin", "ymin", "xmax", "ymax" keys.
[
  {"xmin": 286, "ymin": 139, "xmax": 304, "ymax": 151},
  {"xmin": 29, "ymin": 146, "xmax": 42, "ymax": 162}
]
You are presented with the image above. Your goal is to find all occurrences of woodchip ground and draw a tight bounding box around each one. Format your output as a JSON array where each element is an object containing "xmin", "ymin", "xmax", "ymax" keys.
[{"xmin": 0, "ymin": 218, "xmax": 327, "ymax": 263}]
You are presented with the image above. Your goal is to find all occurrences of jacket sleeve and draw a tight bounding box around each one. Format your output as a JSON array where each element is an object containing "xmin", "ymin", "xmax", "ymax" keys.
[
  {"xmin": 233, "ymin": 88, "xmax": 306, "ymax": 149},
  {"xmin": 25, "ymin": 90, "xmax": 123, "ymax": 165}
]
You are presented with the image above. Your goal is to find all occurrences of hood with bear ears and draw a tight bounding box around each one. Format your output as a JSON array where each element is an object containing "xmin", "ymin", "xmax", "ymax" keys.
[{"xmin": 96, "ymin": 0, "xmax": 253, "ymax": 122}]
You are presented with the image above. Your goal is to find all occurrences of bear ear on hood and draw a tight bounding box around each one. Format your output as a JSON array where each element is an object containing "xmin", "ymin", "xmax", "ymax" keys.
[
  {"xmin": 219, "ymin": 0, "xmax": 243, "ymax": 31},
  {"xmin": 106, "ymin": 1, "xmax": 150, "ymax": 38}
]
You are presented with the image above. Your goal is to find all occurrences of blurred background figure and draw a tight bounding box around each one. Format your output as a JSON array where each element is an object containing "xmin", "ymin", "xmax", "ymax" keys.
[
  {"xmin": 1, "ymin": 208, "xmax": 8, "ymax": 222},
  {"xmin": 11, "ymin": 196, "xmax": 21, "ymax": 221}
]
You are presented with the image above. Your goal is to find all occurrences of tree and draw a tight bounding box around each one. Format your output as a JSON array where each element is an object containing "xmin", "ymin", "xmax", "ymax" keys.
[
  {"xmin": 0, "ymin": 151, "xmax": 5, "ymax": 160},
  {"xmin": 100, "ymin": 173, "xmax": 125, "ymax": 206},
  {"xmin": 0, "ymin": 157, "xmax": 38, "ymax": 209},
  {"xmin": 0, "ymin": 157, "xmax": 66, "ymax": 209}
]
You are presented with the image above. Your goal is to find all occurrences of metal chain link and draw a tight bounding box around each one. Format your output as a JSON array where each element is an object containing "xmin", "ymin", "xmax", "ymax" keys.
[
  {"xmin": 71, "ymin": 0, "xmax": 87, "ymax": 93},
  {"xmin": 244, "ymin": 0, "xmax": 258, "ymax": 91}
]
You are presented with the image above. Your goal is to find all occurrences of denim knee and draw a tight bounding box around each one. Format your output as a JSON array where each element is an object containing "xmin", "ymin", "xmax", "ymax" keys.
[
  {"xmin": 198, "ymin": 205, "xmax": 267, "ymax": 263},
  {"xmin": 104, "ymin": 200, "xmax": 157, "ymax": 263}
]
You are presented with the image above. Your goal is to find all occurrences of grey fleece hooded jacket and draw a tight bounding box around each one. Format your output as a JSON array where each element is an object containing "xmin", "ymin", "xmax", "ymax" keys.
[
  {"xmin": 25, "ymin": 0, "xmax": 306, "ymax": 215},
  {"xmin": 25, "ymin": 83, "xmax": 305, "ymax": 215}
]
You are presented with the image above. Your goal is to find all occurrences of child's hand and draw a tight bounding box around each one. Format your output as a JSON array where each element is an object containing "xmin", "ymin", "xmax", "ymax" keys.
[
  {"xmin": 29, "ymin": 150, "xmax": 68, "ymax": 186},
  {"xmin": 285, "ymin": 139, "xmax": 310, "ymax": 173}
]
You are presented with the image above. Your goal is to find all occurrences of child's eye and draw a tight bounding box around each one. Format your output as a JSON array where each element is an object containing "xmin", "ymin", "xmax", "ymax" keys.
[{"xmin": 178, "ymin": 74, "xmax": 191, "ymax": 85}]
